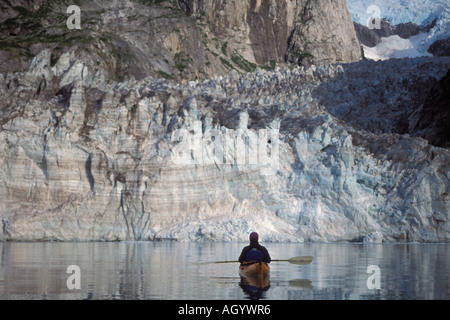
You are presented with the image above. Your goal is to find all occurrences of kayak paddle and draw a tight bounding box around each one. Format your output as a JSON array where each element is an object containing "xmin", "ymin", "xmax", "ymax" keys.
[
  {"xmin": 271, "ymin": 256, "xmax": 313, "ymax": 265},
  {"xmin": 195, "ymin": 256, "xmax": 313, "ymax": 266}
]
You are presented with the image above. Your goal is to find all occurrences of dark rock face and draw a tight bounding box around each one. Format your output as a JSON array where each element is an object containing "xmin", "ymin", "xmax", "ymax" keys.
[
  {"xmin": 395, "ymin": 22, "xmax": 420, "ymax": 39},
  {"xmin": 353, "ymin": 21, "xmax": 386, "ymax": 47},
  {"xmin": 428, "ymin": 37, "xmax": 450, "ymax": 57},
  {"xmin": 246, "ymin": 0, "xmax": 288, "ymax": 65},
  {"xmin": 284, "ymin": 0, "xmax": 362, "ymax": 67},
  {"xmin": 409, "ymin": 68, "xmax": 450, "ymax": 148},
  {"xmin": 178, "ymin": 0, "xmax": 194, "ymax": 16}
]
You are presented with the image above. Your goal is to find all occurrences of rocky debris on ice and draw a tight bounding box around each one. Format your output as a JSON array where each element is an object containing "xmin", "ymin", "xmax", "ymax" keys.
[{"xmin": 0, "ymin": 49, "xmax": 449, "ymax": 242}]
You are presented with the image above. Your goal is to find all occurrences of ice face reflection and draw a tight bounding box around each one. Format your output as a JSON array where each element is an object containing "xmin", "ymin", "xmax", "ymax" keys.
[{"xmin": 0, "ymin": 242, "xmax": 448, "ymax": 300}]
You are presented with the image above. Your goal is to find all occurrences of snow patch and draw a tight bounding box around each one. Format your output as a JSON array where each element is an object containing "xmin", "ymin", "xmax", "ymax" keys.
[{"xmin": 363, "ymin": 33, "xmax": 433, "ymax": 61}]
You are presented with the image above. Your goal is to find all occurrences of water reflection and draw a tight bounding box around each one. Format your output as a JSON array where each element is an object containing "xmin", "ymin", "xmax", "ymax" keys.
[
  {"xmin": 239, "ymin": 274, "xmax": 271, "ymax": 300},
  {"xmin": 0, "ymin": 242, "xmax": 448, "ymax": 300},
  {"xmin": 288, "ymin": 279, "xmax": 313, "ymax": 289}
]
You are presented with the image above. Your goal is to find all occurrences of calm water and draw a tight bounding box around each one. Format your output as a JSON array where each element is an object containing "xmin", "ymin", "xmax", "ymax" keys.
[{"xmin": 0, "ymin": 241, "xmax": 448, "ymax": 300}]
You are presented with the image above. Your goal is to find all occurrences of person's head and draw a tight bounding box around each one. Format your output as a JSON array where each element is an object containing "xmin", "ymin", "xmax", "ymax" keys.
[{"xmin": 249, "ymin": 232, "xmax": 259, "ymax": 243}]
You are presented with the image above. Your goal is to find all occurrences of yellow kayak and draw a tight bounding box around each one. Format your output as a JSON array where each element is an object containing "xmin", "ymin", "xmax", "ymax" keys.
[{"xmin": 239, "ymin": 262, "xmax": 270, "ymax": 277}]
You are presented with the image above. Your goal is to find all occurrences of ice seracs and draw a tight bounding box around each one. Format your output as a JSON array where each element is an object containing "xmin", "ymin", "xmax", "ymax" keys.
[{"xmin": 0, "ymin": 49, "xmax": 449, "ymax": 243}]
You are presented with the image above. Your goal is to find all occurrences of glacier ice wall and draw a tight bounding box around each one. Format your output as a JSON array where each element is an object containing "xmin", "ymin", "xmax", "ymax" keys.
[{"xmin": 0, "ymin": 50, "xmax": 449, "ymax": 242}]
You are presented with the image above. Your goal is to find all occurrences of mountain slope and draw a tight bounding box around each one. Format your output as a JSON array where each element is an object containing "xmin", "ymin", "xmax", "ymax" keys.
[{"xmin": 0, "ymin": 0, "xmax": 362, "ymax": 82}]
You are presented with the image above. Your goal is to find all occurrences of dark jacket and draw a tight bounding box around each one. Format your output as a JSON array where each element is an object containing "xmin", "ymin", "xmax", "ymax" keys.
[{"xmin": 238, "ymin": 241, "xmax": 271, "ymax": 263}]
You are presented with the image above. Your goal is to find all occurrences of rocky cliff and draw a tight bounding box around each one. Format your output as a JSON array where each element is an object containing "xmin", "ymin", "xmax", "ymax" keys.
[
  {"xmin": 0, "ymin": 47, "xmax": 449, "ymax": 242},
  {"xmin": 0, "ymin": 0, "xmax": 361, "ymax": 82}
]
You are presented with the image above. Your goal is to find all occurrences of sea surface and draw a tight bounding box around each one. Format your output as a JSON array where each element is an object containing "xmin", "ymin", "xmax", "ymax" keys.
[{"xmin": 0, "ymin": 241, "xmax": 448, "ymax": 300}]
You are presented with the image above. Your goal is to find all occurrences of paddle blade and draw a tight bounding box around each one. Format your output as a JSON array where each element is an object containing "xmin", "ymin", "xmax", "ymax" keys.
[
  {"xmin": 192, "ymin": 260, "xmax": 239, "ymax": 266},
  {"xmin": 287, "ymin": 256, "xmax": 313, "ymax": 265}
]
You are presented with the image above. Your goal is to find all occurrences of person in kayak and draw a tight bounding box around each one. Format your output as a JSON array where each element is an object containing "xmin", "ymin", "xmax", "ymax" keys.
[{"xmin": 238, "ymin": 232, "xmax": 271, "ymax": 264}]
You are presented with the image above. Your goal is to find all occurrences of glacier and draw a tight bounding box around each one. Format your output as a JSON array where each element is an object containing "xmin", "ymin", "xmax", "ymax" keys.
[
  {"xmin": 347, "ymin": 0, "xmax": 450, "ymax": 60},
  {"xmin": 346, "ymin": 0, "xmax": 448, "ymax": 25},
  {"xmin": 0, "ymin": 49, "xmax": 449, "ymax": 242}
]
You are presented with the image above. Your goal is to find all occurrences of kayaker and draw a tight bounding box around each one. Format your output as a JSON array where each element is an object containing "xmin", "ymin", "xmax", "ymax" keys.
[{"xmin": 238, "ymin": 232, "xmax": 271, "ymax": 264}]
